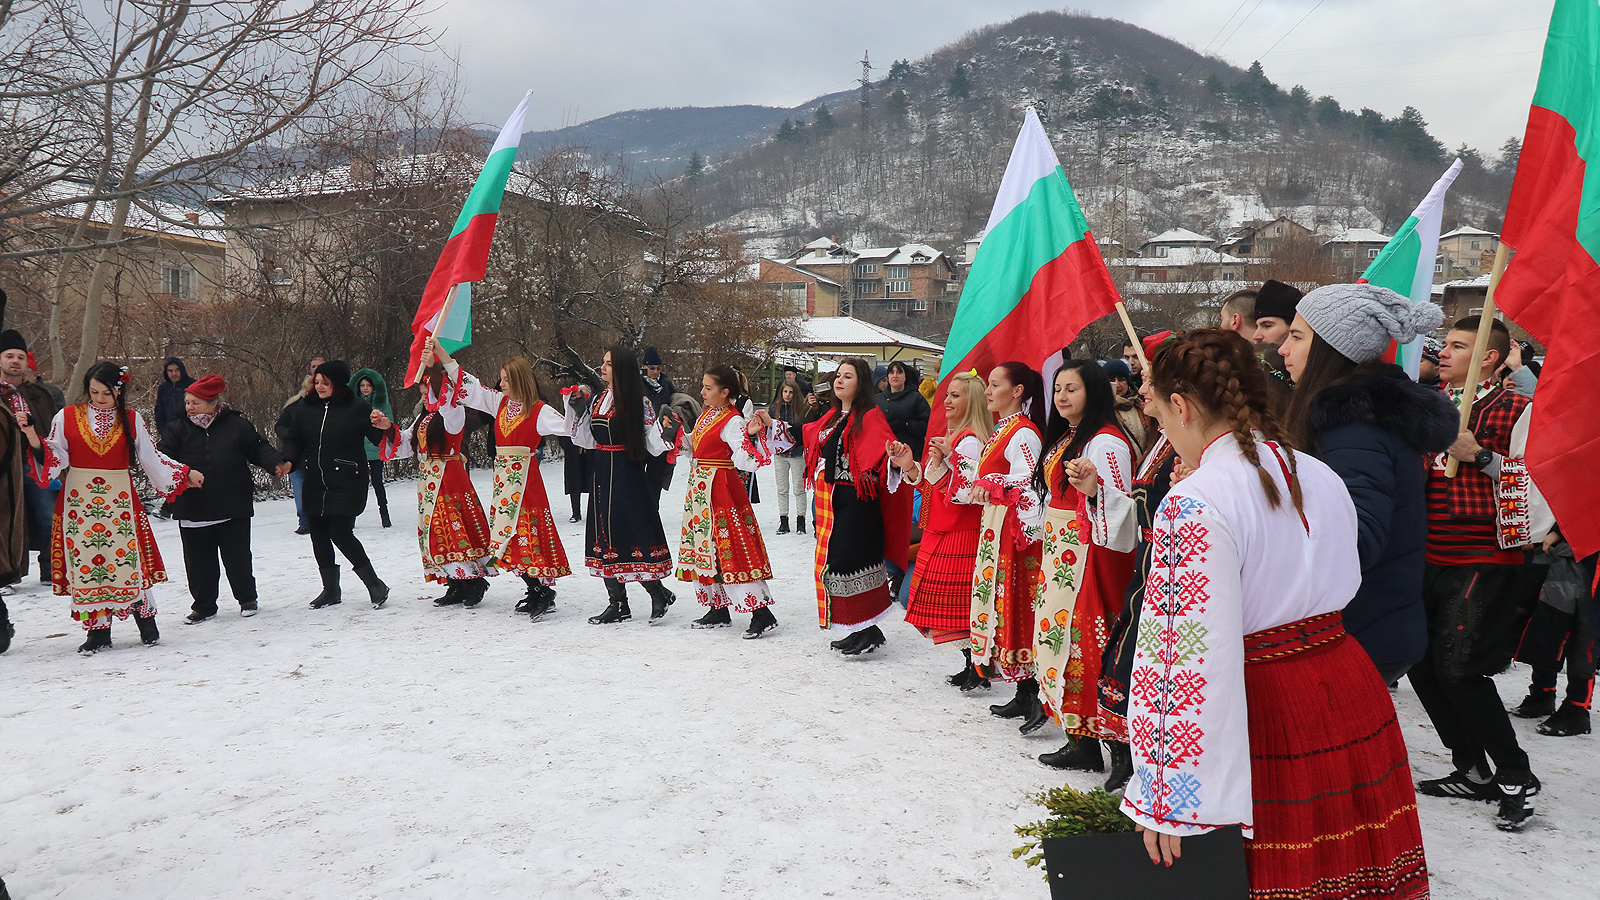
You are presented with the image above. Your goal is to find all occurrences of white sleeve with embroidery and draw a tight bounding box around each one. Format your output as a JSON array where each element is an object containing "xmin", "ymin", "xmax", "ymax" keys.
[
  {"xmin": 131, "ymin": 412, "xmax": 189, "ymax": 495},
  {"xmin": 43, "ymin": 409, "xmax": 69, "ymax": 480},
  {"xmin": 720, "ymin": 415, "xmax": 758, "ymax": 472},
  {"xmin": 642, "ymin": 399, "xmax": 668, "ymax": 457},
  {"xmin": 384, "ymin": 425, "xmax": 416, "ymax": 461},
  {"xmin": 452, "ymin": 361, "xmax": 504, "ymax": 416},
  {"xmin": 1506, "ymin": 402, "xmax": 1555, "ymax": 544},
  {"xmin": 536, "ymin": 404, "xmax": 571, "ymax": 439},
  {"xmin": 945, "ymin": 434, "xmax": 986, "ymax": 503},
  {"xmin": 565, "ymin": 391, "xmax": 597, "ymax": 450},
  {"xmin": 1086, "ymin": 433, "xmax": 1136, "ymax": 550},
  {"xmin": 1121, "ymin": 490, "xmax": 1252, "ymax": 838},
  {"xmin": 1006, "ymin": 427, "xmax": 1045, "ymax": 537}
]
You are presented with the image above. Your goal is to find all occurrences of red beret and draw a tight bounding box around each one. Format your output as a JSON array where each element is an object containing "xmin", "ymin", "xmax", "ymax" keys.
[
  {"xmin": 187, "ymin": 374, "xmax": 226, "ymax": 401},
  {"xmin": 1142, "ymin": 330, "xmax": 1174, "ymax": 357}
]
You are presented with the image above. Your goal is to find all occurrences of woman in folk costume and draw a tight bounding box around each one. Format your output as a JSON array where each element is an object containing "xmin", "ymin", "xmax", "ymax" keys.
[
  {"xmin": 40, "ymin": 362, "xmax": 202, "ymax": 654},
  {"xmin": 967, "ymin": 361, "xmax": 1047, "ymax": 719},
  {"xmin": 451, "ymin": 353, "xmax": 573, "ymax": 621},
  {"xmin": 891, "ymin": 370, "xmax": 993, "ymax": 678},
  {"xmin": 1123, "ymin": 330, "xmax": 1428, "ymax": 900},
  {"xmin": 678, "ymin": 364, "xmax": 780, "ymax": 639},
  {"xmin": 803, "ymin": 358, "xmax": 912, "ymax": 656},
  {"xmin": 373, "ymin": 337, "xmax": 497, "ymax": 609},
  {"xmin": 1028, "ymin": 360, "xmax": 1140, "ymax": 760},
  {"xmin": 566, "ymin": 345, "xmax": 677, "ymax": 625}
]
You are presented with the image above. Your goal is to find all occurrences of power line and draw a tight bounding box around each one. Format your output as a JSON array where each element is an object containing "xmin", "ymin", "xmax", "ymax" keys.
[
  {"xmin": 1258, "ymin": 0, "xmax": 1326, "ymax": 60},
  {"xmin": 1199, "ymin": 0, "xmax": 1255, "ymax": 58},
  {"xmin": 1213, "ymin": 0, "xmax": 1270, "ymax": 59}
]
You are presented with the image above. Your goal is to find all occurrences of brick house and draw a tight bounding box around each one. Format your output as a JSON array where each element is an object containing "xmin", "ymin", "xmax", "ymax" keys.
[
  {"xmin": 762, "ymin": 238, "xmax": 960, "ymax": 328},
  {"xmin": 1437, "ymin": 226, "xmax": 1499, "ymax": 282},
  {"xmin": 1218, "ymin": 215, "xmax": 1316, "ymax": 257}
]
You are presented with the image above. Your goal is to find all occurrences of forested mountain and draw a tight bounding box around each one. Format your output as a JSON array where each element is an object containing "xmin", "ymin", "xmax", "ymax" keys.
[{"xmin": 550, "ymin": 11, "xmax": 1516, "ymax": 256}]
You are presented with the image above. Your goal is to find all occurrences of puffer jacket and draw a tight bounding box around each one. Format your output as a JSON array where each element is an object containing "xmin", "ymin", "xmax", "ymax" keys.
[{"xmin": 277, "ymin": 389, "xmax": 384, "ymax": 518}]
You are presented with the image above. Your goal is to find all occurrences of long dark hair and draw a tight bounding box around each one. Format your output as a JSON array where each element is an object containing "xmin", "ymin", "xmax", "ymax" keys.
[
  {"xmin": 412, "ymin": 361, "xmax": 450, "ymax": 453},
  {"xmin": 994, "ymin": 360, "xmax": 1047, "ymax": 434},
  {"xmin": 830, "ymin": 357, "xmax": 877, "ymax": 442},
  {"xmin": 1281, "ymin": 332, "xmax": 1386, "ymax": 451},
  {"xmin": 1039, "ymin": 360, "xmax": 1122, "ymax": 495},
  {"xmin": 705, "ymin": 364, "xmax": 744, "ymax": 408},
  {"xmin": 771, "ymin": 380, "xmax": 807, "ymax": 423},
  {"xmin": 82, "ymin": 361, "xmax": 134, "ymax": 461},
  {"xmin": 1149, "ymin": 328, "xmax": 1302, "ymax": 515},
  {"xmin": 607, "ymin": 345, "xmax": 649, "ymax": 460}
]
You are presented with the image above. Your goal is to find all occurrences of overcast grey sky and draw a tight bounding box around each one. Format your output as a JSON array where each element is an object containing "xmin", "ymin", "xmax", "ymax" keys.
[{"xmin": 429, "ymin": 0, "xmax": 1553, "ymax": 155}]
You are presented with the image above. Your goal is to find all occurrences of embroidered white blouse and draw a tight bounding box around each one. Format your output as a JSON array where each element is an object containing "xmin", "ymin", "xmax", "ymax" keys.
[
  {"xmin": 453, "ymin": 362, "xmax": 570, "ymax": 441},
  {"xmin": 44, "ymin": 406, "xmax": 187, "ymax": 495},
  {"xmin": 972, "ymin": 413, "xmax": 1044, "ymax": 539},
  {"xmin": 1120, "ymin": 432, "xmax": 1360, "ymax": 839},
  {"xmin": 1090, "ymin": 432, "xmax": 1171, "ymax": 553},
  {"xmin": 564, "ymin": 388, "xmax": 668, "ymax": 457},
  {"xmin": 905, "ymin": 433, "xmax": 985, "ymax": 504}
]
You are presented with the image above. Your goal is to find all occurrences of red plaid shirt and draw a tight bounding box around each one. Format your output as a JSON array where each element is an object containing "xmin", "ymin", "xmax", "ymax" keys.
[{"xmin": 1426, "ymin": 382, "xmax": 1529, "ymax": 564}]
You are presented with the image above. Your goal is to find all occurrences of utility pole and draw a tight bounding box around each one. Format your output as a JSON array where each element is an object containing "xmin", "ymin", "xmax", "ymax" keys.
[
  {"xmin": 858, "ymin": 50, "xmax": 873, "ymax": 112},
  {"xmin": 1107, "ymin": 132, "xmax": 1135, "ymax": 261}
]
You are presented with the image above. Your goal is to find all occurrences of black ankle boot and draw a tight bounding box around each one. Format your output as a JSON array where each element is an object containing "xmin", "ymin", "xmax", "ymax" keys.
[
  {"xmin": 309, "ymin": 567, "xmax": 342, "ymax": 608},
  {"xmin": 1019, "ymin": 690, "xmax": 1050, "ymax": 735},
  {"xmin": 1104, "ymin": 741, "xmax": 1134, "ymax": 792},
  {"xmin": 380, "ymin": 507, "xmax": 392, "ymax": 528},
  {"xmin": 692, "ymin": 606, "xmax": 732, "ymax": 629},
  {"xmin": 1539, "ymin": 700, "xmax": 1592, "ymax": 736},
  {"xmin": 460, "ymin": 577, "xmax": 489, "ymax": 608},
  {"xmin": 744, "ymin": 605, "xmax": 778, "ymax": 639},
  {"xmin": 839, "ymin": 625, "xmax": 885, "ymax": 656},
  {"xmin": 990, "ymin": 678, "xmax": 1037, "ymax": 719},
  {"xmin": 1039, "ymin": 737, "xmax": 1105, "ymax": 772},
  {"xmin": 643, "ymin": 580, "xmax": 675, "ymax": 624},
  {"xmin": 1510, "ymin": 689, "xmax": 1558, "ymax": 719},
  {"xmin": 532, "ymin": 583, "xmax": 556, "ymax": 619},
  {"xmin": 78, "ymin": 627, "xmax": 112, "ymax": 655},
  {"xmin": 948, "ymin": 648, "xmax": 975, "ymax": 686},
  {"xmin": 776, "ymin": 515, "xmax": 790, "ymax": 534},
  {"xmin": 589, "ymin": 579, "xmax": 631, "ymax": 624},
  {"xmin": 796, "ymin": 515, "xmax": 806, "ymax": 534},
  {"xmin": 516, "ymin": 574, "xmax": 540, "ymax": 613},
  {"xmin": 352, "ymin": 564, "xmax": 390, "ymax": 609},
  {"xmin": 135, "ymin": 614, "xmax": 160, "ymax": 646},
  {"xmin": 433, "ymin": 581, "xmax": 463, "ymax": 606}
]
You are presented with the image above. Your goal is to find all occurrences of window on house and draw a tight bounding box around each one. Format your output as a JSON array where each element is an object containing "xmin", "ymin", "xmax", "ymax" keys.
[
  {"xmin": 886, "ymin": 265, "xmax": 909, "ymax": 279},
  {"xmin": 887, "ymin": 299, "xmax": 902, "ymax": 311},
  {"xmin": 912, "ymin": 299, "xmax": 929, "ymax": 311},
  {"xmin": 776, "ymin": 282, "xmax": 809, "ymax": 308},
  {"xmin": 855, "ymin": 263, "xmax": 877, "ymax": 275},
  {"xmin": 855, "ymin": 279, "xmax": 880, "ymax": 296},
  {"xmin": 887, "ymin": 279, "xmax": 911, "ymax": 294},
  {"xmin": 1139, "ymin": 272, "xmax": 1155, "ymax": 281},
  {"xmin": 1154, "ymin": 246, "xmax": 1168, "ymax": 258},
  {"xmin": 1220, "ymin": 271, "xmax": 1237, "ymax": 281},
  {"xmin": 1367, "ymin": 248, "xmax": 1380, "ymax": 258},
  {"xmin": 943, "ymin": 280, "xmax": 960, "ymax": 293},
  {"xmin": 1470, "ymin": 241, "xmax": 1481, "ymax": 250},
  {"xmin": 1434, "ymin": 262, "xmax": 1443, "ymax": 273},
  {"xmin": 1273, "ymin": 226, "xmax": 1283, "ymax": 235},
  {"xmin": 161, "ymin": 264, "xmax": 196, "ymax": 300}
]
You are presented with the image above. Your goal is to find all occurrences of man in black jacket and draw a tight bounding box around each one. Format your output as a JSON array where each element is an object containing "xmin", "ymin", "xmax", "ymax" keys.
[
  {"xmin": 0, "ymin": 327, "xmax": 57, "ymax": 583},
  {"xmin": 157, "ymin": 374, "xmax": 282, "ymax": 622}
]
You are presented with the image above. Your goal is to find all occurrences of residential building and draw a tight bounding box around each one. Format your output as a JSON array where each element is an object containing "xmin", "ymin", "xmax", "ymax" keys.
[
  {"xmin": 775, "ymin": 315, "xmax": 944, "ymax": 376},
  {"xmin": 1323, "ymin": 227, "xmax": 1392, "ymax": 279},
  {"xmin": 1107, "ymin": 246, "xmax": 1252, "ymax": 285},
  {"xmin": 1139, "ymin": 227, "xmax": 1215, "ymax": 258},
  {"xmin": 756, "ymin": 257, "xmax": 841, "ymax": 317},
  {"xmin": 1218, "ymin": 215, "xmax": 1316, "ymax": 257},
  {"xmin": 1436, "ymin": 226, "xmax": 1499, "ymax": 282},
  {"xmin": 760, "ymin": 237, "xmax": 962, "ymax": 332}
]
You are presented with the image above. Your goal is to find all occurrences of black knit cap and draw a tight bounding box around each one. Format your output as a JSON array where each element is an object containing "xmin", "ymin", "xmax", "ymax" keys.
[
  {"xmin": 1253, "ymin": 279, "xmax": 1304, "ymax": 322},
  {"xmin": 0, "ymin": 329, "xmax": 24, "ymax": 353},
  {"xmin": 642, "ymin": 346, "xmax": 663, "ymax": 366},
  {"xmin": 314, "ymin": 359, "xmax": 353, "ymax": 398}
]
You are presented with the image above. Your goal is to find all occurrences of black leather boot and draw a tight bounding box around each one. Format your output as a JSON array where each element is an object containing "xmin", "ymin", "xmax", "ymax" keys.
[
  {"xmin": 589, "ymin": 578, "xmax": 632, "ymax": 624},
  {"xmin": 948, "ymin": 648, "xmax": 976, "ymax": 687},
  {"xmin": 796, "ymin": 515, "xmax": 806, "ymax": 534},
  {"xmin": 379, "ymin": 507, "xmax": 392, "ymax": 528},
  {"xmin": 1039, "ymin": 737, "xmax": 1105, "ymax": 772},
  {"xmin": 743, "ymin": 605, "xmax": 778, "ymax": 639},
  {"xmin": 692, "ymin": 606, "xmax": 732, "ymax": 628},
  {"xmin": 643, "ymin": 580, "xmax": 675, "ymax": 624},
  {"xmin": 776, "ymin": 515, "xmax": 790, "ymax": 534},
  {"xmin": 460, "ymin": 577, "xmax": 489, "ymax": 608},
  {"xmin": 990, "ymin": 678, "xmax": 1037, "ymax": 719},
  {"xmin": 309, "ymin": 567, "xmax": 342, "ymax": 608},
  {"xmin": 353, "ymin": 564, "xmax": 390, "ymax": 609},
  {"xmin": 1104, "ymin": 741, "xmax": 1134, "ymax": 792},
  {"xmin": 0, "ymin": 598, "xmax": 13, "ymax": 654},
  {"xmin": 839, "ymin": 625, "xmax": 885, "ymax": 656},
  {"xmin": 432, "ymin": 581, "xmax": 464, "ymax": 606},
  {"xmin": 135, "ymin": 613, "xmax": 160, "ymax": 646},
  {"xmin": 78, "ymin": 627, "xmax": 112, "ymax": 655},
  {"xmin": 1019, "ymin": 689, "xmax": 1050, "ymax": 735}
]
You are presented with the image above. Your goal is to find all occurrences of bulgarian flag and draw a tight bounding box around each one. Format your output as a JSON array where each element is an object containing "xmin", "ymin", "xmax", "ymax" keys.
[
  {"xmin": 405, "ymin": 91, "xmax": 532, "ymax": 386},
  {"xmin": 1495, "ymin": 0, "xmax": 1600, "ymax": 560},
  {"xmin": 933, "ymin": 108, "xmax": 1120, "ymax": 436},
  {"xmin": 1358, "ymin": 158, "xmax": 1462, "ymax": 378}
]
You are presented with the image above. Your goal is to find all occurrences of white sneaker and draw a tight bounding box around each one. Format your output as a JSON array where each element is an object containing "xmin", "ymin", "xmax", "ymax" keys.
[
  {"xmin": 0, "ymin": 584, "xmax": 13, "ymax": 596},
  {"xmin": 240, "ymin": 605, "xmax": 259, "ymax": 618}
]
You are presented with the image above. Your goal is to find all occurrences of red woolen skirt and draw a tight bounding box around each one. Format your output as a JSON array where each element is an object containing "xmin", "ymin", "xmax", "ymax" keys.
[
  {"xmin": 905, "ymin": 525, "xmax": 980, "ymax": 644},
  {"xmin": 1243, "ymin": 613, "xmax": 1430, "ymax": 900}
]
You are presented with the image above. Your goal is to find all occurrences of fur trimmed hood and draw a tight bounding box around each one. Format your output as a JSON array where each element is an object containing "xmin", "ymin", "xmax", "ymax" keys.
[{"xmin": 1309, "ymin": 365, "xmax": 1459, "ymax": 455}]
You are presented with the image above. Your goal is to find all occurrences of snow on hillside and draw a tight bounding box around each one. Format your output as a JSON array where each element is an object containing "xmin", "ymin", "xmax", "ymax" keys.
[{"xmin": 1, "ymin": 462, "xmax": 1593, "ymax": 897}]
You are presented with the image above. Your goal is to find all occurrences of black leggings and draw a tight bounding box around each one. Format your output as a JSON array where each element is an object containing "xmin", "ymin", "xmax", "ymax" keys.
[
  {"xmin": 368, "ymin": 461, "xmax": 388, "ymax": 510},
  {"xmin": 307, "ymin": 514, "xmax": 372, "ymax": 571}
]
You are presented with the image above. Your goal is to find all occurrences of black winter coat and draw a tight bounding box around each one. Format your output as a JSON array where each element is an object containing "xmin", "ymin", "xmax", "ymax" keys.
[
  {"xmin": 154, "ymin": 357, "xmax": 193, "ymax": 434},
  {"xmin": 158, "ymin": 409, "xmax": 280, "ymax": 521},
  {"xmin": 1307, "ymin": 366, "xmax": 1459, "ymax": 675},
  {"xmin": 277, "ymin": 391, "xmax": 384, "ymax": 518},
  {"xmin": 877, "ymin": 386, "xmax": 931, "ymax": 460}
]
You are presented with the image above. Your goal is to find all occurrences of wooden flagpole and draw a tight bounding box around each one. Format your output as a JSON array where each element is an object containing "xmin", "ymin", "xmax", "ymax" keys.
[
  {"xmin": 1445, "ymin": 242, "xmax": 1512, "ymax": 478},
  {"xmin": 1114, "ymin": 300, "xmax": 1149, "ymax": 373},
  {"xmin": 411, "ymin": 283, "xmax": 461, "ymax": 386}
]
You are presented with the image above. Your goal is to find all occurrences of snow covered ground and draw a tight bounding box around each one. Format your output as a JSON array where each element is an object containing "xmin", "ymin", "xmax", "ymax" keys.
[{"xmin": 1, "ymin": 461, "xmax": 1594, "ymax": 898}]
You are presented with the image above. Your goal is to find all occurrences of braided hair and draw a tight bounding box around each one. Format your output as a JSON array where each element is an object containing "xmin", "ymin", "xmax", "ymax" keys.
[
  {"xmin": 1147, "ymin": 328, "xmax": 1303, "ymax": 515},
  {"xmin": 82, "ymin": 361, "xmax": 135, "ymax": 467}
]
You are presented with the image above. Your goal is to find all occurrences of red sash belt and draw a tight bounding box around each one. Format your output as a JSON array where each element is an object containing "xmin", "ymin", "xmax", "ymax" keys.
[
  {"xmin": 595, "ymin": 443, "xmax": 626, "ymax": 451},
  {"xmin": 695, "ymin": 458, "xmax": 735, "ymax": 469},
  {"xmin": 1244, "ymin": 611, "xmax": 1345, "ymax": 664}
]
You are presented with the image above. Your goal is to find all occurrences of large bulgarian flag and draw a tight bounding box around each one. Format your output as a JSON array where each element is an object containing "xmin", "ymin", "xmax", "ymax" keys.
[
  {"xmin": 1494, "ymin": 0, "xmax": 1600, "ymax": 561},
  {"xmin": 405, "ymin": 91, "xmax": 532, "ymax": 386},
  {"xmin": 933, "ymin": 108, "xmax": 1120, "ymax": 436},
  {"xmin": 1358, "ymin": 158, "xmax": 1462, "ymax": 378}
]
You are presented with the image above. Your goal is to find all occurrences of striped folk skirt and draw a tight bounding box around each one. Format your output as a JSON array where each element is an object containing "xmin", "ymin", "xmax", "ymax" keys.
[
  {"xmin": 1243, "ymin": 612, "xmax": 1430, "ymax": 900},
  {"xmin": 905, "ymin": 524, "xmax": 981, "ymax": 644}
]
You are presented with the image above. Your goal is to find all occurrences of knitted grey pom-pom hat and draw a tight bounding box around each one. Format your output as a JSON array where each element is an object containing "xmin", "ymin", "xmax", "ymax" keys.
[{"xmin": 1297, "ymin": 282, "xmax": 1445, "ymax": 364}]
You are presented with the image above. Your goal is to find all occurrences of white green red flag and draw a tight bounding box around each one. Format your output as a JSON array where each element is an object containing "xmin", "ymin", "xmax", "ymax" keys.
[
  {"xmin": 1494, "ymin": 0, "xmax": 1600, "ymax": 560},
  {"xmin": 405, "ymin": 91, "xmax": 531, "ymax": 386},
  {"xmin": 1358, "ymin": 158, "xmax": 1462, "ymax": 378},
  {"xmin": 932, "ymin": 108, "xmax": 1120, "ymax": 436}
]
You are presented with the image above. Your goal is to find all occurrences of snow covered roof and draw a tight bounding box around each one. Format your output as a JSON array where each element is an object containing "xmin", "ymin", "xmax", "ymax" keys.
[
  {"xmin": 1430, "ymin": 274, "xmax": 1492, "ymax": 296},
  {"xmin": 1440, "ymin": 226, "xmax": 1498, "ymax": 240},
  {"xmin": 786, "ymin": 316, "xmax": 944, "ymax": 353},
  {"xmin": 762, "ymin": 259, "xmax": 841, "ymax": 287},
  {"xmin": 1145, "ymin": 227, "xmax": 1213, "ymax": 245},
  {"xmin": 1324, "ymin": 227, "xmax": 1391, "ymax": 245},
  {"xmin": 1119, "ymin": 279, "xmax": 1256, "ymax": 296},
  {"xmin": 803, "ymin": 237, "xmax": 837, "ymax": 250},
  {"xmin": 33, "ymin": 181, "xmax": 223, "ymax": 244},
  {"xmin": 784, "ymin": 242, "xmax": 947, "ymax": 268},
  {"xmin": 1107, "ymin": 248, "xmax": 1250, "ymax": 267}
]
